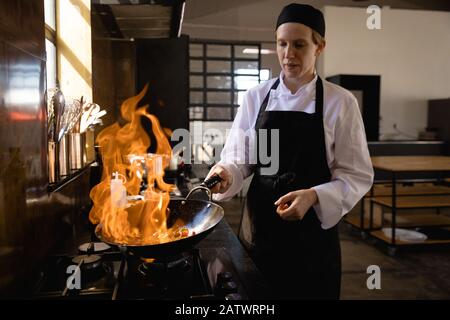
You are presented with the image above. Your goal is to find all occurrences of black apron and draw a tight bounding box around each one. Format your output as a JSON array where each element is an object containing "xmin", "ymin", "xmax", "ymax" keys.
[{"xmin": 239, "ymin": 76, "xmax": 341, "ymax": 300}]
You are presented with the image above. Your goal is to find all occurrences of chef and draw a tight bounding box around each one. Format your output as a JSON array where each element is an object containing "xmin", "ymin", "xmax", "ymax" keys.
[{"xmin": 206, "ymin": 3, "xmax": 374, "ymax": 299}]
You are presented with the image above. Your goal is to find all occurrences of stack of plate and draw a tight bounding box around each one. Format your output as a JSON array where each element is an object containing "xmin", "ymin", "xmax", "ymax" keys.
[{"xmin": 382, "ymin": 228, "xmax": 428, "ymax": 243}]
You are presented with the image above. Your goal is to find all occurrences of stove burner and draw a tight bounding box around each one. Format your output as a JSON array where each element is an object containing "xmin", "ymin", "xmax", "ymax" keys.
[
  {"xmin": 71, "ymin": 254, "xmax": 102, "ymax": 270},
  {"xmin": 31, "ymin": 247, "xmax": 248, "ymax": 300},
  {"xmin": 138, "ymin": 255, "xmax": 191, "ymax": 276},
  {"xmin": 78, "ymin": 242, "xmax": 111, "ymax": 253}
]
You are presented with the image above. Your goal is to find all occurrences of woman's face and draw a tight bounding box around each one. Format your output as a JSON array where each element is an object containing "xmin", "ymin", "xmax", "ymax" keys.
[{"xmin": 276, "ymin": 23, "xmax": 324, "ymax": 82}]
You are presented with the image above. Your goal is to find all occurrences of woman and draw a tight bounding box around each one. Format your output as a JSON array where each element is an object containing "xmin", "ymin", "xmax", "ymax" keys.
[{"xmin": 206, "ymin": 3, "xmax": 374, "ymax": 299}]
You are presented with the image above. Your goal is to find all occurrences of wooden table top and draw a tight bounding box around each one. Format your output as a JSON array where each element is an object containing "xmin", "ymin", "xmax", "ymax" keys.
[{"xmin": 371, "ymin": 156, "xmax": 450, "ymax": 172}]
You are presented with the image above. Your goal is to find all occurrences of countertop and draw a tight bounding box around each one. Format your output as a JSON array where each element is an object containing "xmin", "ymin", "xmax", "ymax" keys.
[
  {"xmin": 196, "ymin": 220, "xmax": 270, "ymax": 299},
  {"xmin": 27, "ymin": 163, "xmax": 270, "ymax": 299}
]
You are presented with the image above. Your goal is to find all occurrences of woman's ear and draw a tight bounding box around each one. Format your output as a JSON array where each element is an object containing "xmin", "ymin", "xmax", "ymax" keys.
[{"xmin": 316, "ymin": 40, "xmax": 326, "ymax": 56}]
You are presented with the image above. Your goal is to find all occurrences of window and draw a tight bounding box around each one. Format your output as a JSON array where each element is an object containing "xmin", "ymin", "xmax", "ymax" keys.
[
  {"xmin": 188, "ymin": 40, "xmax": 263, "ymax": 122},
  {"xmin": 44, "ymin": 0, "xmax": 57, "ymax": 90}
]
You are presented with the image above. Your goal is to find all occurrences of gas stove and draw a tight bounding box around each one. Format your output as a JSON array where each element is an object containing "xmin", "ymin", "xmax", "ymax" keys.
[{"xmin": 29, "ymin": 243, "xmax": 246, "ymax": 300}]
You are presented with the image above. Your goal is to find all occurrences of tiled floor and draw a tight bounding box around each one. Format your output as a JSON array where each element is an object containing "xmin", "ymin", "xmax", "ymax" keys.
[{"xmin": 219, "ymin": 197, "xmax": 450, "ymax": 300}]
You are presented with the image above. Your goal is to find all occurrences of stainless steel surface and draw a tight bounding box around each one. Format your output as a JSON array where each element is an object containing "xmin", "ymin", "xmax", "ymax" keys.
[
  {"xmin": 68, "ymin": 132, "xmax": 86, "ymax": 170},
  {"xmin": 48, "ymin": 141, "xmax": 57, "ymax": 183},
  {"xmin": 53, "ymin": 90, "xmax": 66, "ymax": 143},
  {"xmin": 58, "ymin": 135, "xmax": 70, "ymax": 176},
  {"xmin": 0, "ymin": 0, "xmax": 113, "ymax": 297},
  {"xmin": 0, "ymin": 0, "xmax": 45, "ymax": 59}
]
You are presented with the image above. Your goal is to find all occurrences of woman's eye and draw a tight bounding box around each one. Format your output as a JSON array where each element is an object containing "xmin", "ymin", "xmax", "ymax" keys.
[{"xmin": 295, "ymin": 43, "xmax": 305, "ymax": 48}]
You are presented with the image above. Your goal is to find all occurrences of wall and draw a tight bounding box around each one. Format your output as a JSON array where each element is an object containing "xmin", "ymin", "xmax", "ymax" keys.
[
  {"xmin": 183, "ymin": 2, "xmax": 280, "ymax": 154},
  {"xmin": 323, "ymin": 6, "xmax": 450, "ymax": 140},
  {"xmin": 91, "ymin": 7, "xmax": 136, "ymax": 131},
  {"xmin": 183, "ymin": 3, "xmax": 450, "ymax": 142},
  {"xmin": 57, "ymin": 0, "xmax": 92, "ymax": 101},
  {"xmin": 182, "ymin": 1, "xmax": 282, "ymax": 80}
]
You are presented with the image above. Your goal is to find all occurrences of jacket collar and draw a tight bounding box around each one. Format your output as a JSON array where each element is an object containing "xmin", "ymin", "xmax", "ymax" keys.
[{"xmin": 277, "ymin": 71, "xmax": 318, "ymax": 96}]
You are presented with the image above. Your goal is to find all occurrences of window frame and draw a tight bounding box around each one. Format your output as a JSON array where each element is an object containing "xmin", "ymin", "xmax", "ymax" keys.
[
  {"xmin": 44, "ymin": 0, "xmax": 58, "ymax": 90},
  {"xmin": 189, "ymin": 39, "xmax": 262, "ymax": 122}
]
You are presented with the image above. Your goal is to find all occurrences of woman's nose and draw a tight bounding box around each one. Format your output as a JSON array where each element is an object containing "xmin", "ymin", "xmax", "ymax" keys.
[{"xmin": 285, "ymin": 45, "xmax": 295, "ymax": 58}]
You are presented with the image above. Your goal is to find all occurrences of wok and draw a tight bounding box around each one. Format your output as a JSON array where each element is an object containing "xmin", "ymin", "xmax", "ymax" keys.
[{"xmin": 95, "ymin": 175, "xmax": 223, "ymax": 258}]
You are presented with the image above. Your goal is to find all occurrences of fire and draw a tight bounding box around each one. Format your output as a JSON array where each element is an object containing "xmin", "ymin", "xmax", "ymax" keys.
[{"xmin": 89, "ymin": 85, "xmax": 176, "ymax": 245}]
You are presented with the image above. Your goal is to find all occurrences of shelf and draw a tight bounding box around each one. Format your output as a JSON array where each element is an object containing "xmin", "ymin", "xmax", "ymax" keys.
[
  {"xmin": 372, "ymin": 195, "xmax": 450, "ymax": 209},
  {"xmin": 47, "ymin": 161, "xmax": 96, "ymax": 193},
  {"xmin": 366, "ymin": 183, "xmax": 450, "ymax": 197},
  {"xmin": 370, "ymin": 229, "xmax": 450, "ymax": 246},
  {"xmin": 344, "ymin": 213, "xmax": 381, "ymax": 229},
  {"xmin": 383, "ymin": 213, "xmax": 450, "ymax": 228}
]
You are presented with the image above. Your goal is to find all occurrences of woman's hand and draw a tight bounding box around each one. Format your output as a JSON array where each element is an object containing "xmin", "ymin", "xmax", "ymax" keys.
[
  {"xmin": 274, "ymin": 189, "xmax": 318, "ymax": 221},
  {"xmin": 205, "ymin": 164, "xmax": 233, "ymax": 194}
]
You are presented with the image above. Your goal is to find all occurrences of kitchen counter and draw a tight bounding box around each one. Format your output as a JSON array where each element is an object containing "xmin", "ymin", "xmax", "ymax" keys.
[
  {"xmin": 19, "ymin": 161, "xmax": 269, "ymax": 299},
  {"xmin": 196, "ymin": 220, "xmax": 270, "ymax": 299},
  {"xmin": 23, "ymin": 202, "xmax": 269, "ymax": 300}
]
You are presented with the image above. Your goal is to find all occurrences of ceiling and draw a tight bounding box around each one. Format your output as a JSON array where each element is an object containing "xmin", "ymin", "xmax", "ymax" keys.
[
  {"xmin": 91, "ymin": 0, "xmax": 185, "ymax": 39},
  {"xmin": 185, "ymin": 0, "xmax": 450, "ymax": 20},
  {"xmin": 91, "ymin": 0, "xmax": 450, "ymax": 40}
]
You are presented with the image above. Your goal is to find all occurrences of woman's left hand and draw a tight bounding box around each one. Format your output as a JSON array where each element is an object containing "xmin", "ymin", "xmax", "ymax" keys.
[{"xmin": 274, "ymin": 189, "xmax": 319, "ymax": 221}]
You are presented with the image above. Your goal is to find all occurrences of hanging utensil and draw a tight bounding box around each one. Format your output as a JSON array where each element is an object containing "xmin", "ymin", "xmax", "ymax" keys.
[{"xmin": 53, "ymin": 90, "xmax": 66, "ymax": 143}]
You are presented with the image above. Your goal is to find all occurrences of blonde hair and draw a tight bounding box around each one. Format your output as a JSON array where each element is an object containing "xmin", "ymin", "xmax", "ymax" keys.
[{"xmin": 311, "ymin": 29, "xmax": 325, "ymax": 45}]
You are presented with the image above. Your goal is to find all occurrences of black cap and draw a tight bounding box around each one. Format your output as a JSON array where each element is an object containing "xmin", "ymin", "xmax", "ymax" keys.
[{"xmin": 276, "ymin": 3, "xmax": 325, "ymax": 37}]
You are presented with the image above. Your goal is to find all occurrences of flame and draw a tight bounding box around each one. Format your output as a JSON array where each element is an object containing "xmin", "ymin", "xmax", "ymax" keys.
[{"xmin": 89, "ymin": 85, "xmax": 176, "ymax": 245}]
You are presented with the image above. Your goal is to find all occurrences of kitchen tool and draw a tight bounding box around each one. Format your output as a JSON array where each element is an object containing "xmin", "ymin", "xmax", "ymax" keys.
[
  {"xmin": 79, "ymin": 103, "xmax": 107, "ymax": 133},
  {"xmin": 95, "ymin": 175, "xmax": 223, "ymax": 258},
  {"xmin": 48, "ymin": 141, "xmax": 57, "ymax": 183},
  {"xmin": 64, "ymin": 98, "xmax": 83, "ymax": 135},
  {"xmin": 68, "ymin": 132, "xmax": 86, "ymax": 170},
  {"xmin": 58, "ymin": 135, "xmax": 70, "ymax": 176},
  {"xmin": 47, "ymin": 88, "xmax": 58, "ymax": 142},
  {"xmin": 53, "ymin": 89, "xmax": 66, "ymax": 143}
]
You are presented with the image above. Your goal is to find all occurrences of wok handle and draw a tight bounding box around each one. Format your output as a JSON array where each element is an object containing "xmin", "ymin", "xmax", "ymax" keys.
[
  {"xmin": 185, "ymin": 175, "xmax": 223, "ymax": 201},
  {"xmin": 202, "ymin": 175, "xmax": 222, "ymax": 189}
]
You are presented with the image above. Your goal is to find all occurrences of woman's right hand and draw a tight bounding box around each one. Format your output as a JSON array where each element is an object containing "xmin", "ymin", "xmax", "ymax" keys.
[{"xmin": 205, "ymin": 164, "xmax": 233, "ymax": 194}]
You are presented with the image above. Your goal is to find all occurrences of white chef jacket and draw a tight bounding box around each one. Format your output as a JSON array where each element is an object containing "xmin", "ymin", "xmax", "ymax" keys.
[{"xmin": 213, "ymin": 72, "xmax": 374, "ymax": 229}]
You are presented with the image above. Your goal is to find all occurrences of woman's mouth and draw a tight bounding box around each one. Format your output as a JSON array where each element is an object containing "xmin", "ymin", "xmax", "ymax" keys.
[{"xmin": 285, "ymin": 64, "xmax": 299, "ymax": 71}]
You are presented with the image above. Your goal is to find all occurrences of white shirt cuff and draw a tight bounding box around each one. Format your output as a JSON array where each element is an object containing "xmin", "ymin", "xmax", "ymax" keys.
[{"xmin": 312, "ymin": 182, "xmax": 344, "ymax": 229}]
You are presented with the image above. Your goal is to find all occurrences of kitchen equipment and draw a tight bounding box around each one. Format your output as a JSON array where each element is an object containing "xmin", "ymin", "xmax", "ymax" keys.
[
  {"xmin": 58, "ymin": 134, "xmax": 70, "ymax": 176},
  {"xmin": 95, "ymin": 175, "xmax": 223, "ymax": 258},
  {"xmin": 48, "ymin": 141, "xmax": 57, "ymax": 183},
  {"xmin": 382, "ymin": 228, "xmax": 427, "ymax": 243},
  {"xmin": 30, "ymin": 246, "xmax": 247, "ymax": 300},
  {"xmin": 79, "ymin": 102, "xmax": 106, "ymax": 133},
  {"xmin": 68, "ymin": 132, "xmax": 86, "ymax": 170},
  {"xmin": 53, "ymin": 89, "xmax": 66, "ymax": 143}
]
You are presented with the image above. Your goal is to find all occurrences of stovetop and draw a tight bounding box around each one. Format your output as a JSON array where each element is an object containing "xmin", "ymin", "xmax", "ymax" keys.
[{"xmin": 29, "ymin": 244, "xmax": 247, "ymax": 300}]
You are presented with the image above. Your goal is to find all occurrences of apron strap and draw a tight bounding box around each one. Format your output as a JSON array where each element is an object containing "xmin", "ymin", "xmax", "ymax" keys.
[
  {"xmin": 256, "ymin": 78, "xmax": 280, "ymax": 122},
  {"xmin": 315, "ymin": 76, "xmax": 324, "ymax": 118}
]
